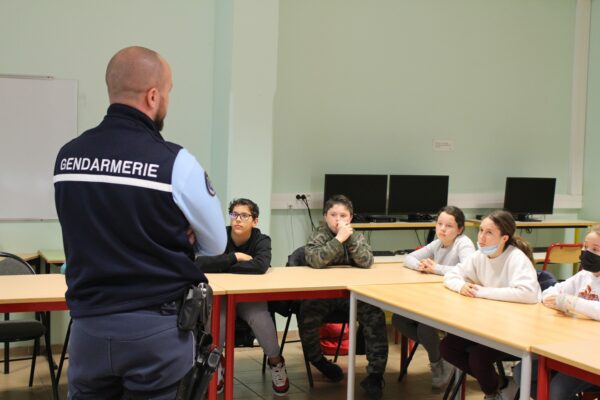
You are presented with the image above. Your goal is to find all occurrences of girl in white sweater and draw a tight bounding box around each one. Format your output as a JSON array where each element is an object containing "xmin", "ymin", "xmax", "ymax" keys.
[
  {"xmin": 393, "ymin": 206, "xmax": 475, "ymax": 388},
  {"xmin": 514, "ymin": 225, "xmax": 600, "ymax": 399},
  {"xmin": 440, "ymin": 210, "xmax": 541, "ymax": 400}
]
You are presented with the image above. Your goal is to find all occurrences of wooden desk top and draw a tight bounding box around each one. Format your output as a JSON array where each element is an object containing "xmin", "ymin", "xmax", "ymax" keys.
[
  {"xmin": 349, "ymin": 283, "xmax": 600, "ymax": 351},
  {"xmin": 467, "ymin": 219, "xmax": 598, "ymax": 229},
  {"xmin": 206, "ymin": 263, "xmax": 442, "ymax": 295},
  {"xmin": 14, "ymin": 252, "xmax": 39, "ymax": 262},
  {"xmin": 38, "ymin": 249, "xmax": 66, "ymax": 264},
  {"xmin": 374, "ymin": 255, "xmax": 405, "ymax": 264},
  {"xmin": 532, "ymin": 341, "xmax": 600, "ymax": 375},
  {"xmin": 0, "ymin": 274, "xmax": 67, "ymax": 305}
]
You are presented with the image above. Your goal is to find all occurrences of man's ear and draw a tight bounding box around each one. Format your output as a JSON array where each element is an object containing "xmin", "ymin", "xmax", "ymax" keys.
[
  {"xmin": 252, "ymin": 217, "xmax": 259, "ymax": 228},
  {"xmin": 145, "ymin": 87, "xmax": 159, "ymax": 112}
]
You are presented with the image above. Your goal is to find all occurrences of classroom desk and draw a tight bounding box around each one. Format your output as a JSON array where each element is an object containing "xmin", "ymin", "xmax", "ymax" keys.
[
  {"xmin": 206, "ymin": 263, "xmax": 443, "ymax": 400},
  {"xmin": 0, "ymin": 268, "xmax": 227, "ymax": 400},
  {"xmin": 534, "ymin": 342, "xmax": 600, "ymax": 400},
  {"xmin": 0, "ymin": 274, "xmax": 68, "ymax": 313},
  {"xmin": 39, "ymin": 249, "xmax": 66, "ymax": 274},
  {"xmin": 0, "ymin": 274, "xmax": 68, "ymax": 400},
  {"xmin": 346, "ymin": 283, "xmax": 600, "ymax": 400}
]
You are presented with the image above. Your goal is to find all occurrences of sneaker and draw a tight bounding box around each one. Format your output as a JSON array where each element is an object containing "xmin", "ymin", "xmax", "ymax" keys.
[
  {"xmin": 483, "ymin": 393, "xmax": 503, "ymax": 400},
  {"xmin": 500, "ymin": 378, "xmax": 518, "ymax": 400},
  {"xmin": 311, "ymin": 357, "xmax": 344, "ymax": 382},
  {"xmin": 360, "ymin": 373, "xmax": 385, "ymax": 400},
  {"xmin": 216, "ymin": 357, "xmax": 225, "ymax": 394},
  {"xmin": 269, "ymin": 358, "xmax": 290, "ymax": 396},
  {"xmin": 431, "ymin": 359, "xmax": 456, "ymax": 389}
]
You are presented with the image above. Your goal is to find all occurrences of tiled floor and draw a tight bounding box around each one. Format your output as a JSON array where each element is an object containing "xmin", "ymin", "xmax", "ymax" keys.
[{"xmin": 1, "ymin": 330, "xmax": 493, "ymax": 399}]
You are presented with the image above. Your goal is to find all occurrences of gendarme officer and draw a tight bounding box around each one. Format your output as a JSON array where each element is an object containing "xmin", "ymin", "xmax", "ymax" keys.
[{"xmin": 54, "ymin": 46, "xmax": 227, "ymax": 400}]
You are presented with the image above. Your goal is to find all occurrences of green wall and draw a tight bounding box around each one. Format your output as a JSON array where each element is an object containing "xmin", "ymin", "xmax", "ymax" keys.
[
  {"xmin": 0, "ymin": 0, "xmax": 217, "ymax": 251},
  {"xmin": 583, "ymin": 0, "xmax": 600, "ymax": 219},
  {"xmin": 270, "ymin": 0, "xmax": 579, "ymax": 265}
]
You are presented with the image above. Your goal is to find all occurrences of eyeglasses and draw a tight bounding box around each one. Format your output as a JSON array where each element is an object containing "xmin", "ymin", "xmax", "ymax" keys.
[{"xmin": 229, "ymin": 212, "xmax": 253, "ymax": 221}]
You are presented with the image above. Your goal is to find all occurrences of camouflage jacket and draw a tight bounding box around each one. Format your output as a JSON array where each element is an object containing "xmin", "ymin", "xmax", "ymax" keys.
[{"xmin": 305, "ymin": 224, "xmax": 373, "ymax": 269}]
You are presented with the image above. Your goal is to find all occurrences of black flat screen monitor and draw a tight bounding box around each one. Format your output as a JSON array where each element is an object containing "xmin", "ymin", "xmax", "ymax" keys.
[
  {"xmin": 323, "ymin": 174, "xmax": 387, "ymax": 216},
  {"xmin": 388, "ymin": 175, "xmax": 449, "ymax": 221},
  {"xmin": 503, "ymin": 177, "xmax": 556, "ymax": 221}
]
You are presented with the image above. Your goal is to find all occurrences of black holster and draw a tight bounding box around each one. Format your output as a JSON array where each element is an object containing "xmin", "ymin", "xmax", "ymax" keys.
[{"xmin": 176, "ymin": 283, "xmax": 222, "ymax": 400}]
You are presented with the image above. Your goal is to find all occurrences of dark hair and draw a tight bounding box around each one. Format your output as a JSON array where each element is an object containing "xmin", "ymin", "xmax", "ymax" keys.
[
  {"xmin": 484, "ymin": 210, "xmax": 534, "ymax": 264},
  {"xmin": 323, "ymin": 194, "xmax": 354, "ymax": 215},
  {"xmin": 438, "ymin": 205, "xmax": 466, "ymax": 233},
  {"xmin": 228, "ymin": 198, "xmax": 259, "ymax": 219}
]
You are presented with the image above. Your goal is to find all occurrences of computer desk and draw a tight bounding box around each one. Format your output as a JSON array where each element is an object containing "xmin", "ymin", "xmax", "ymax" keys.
[
  {"xmin": 347, "ymin": 283, "xmax": 600, "ymax": 400},
  {"xmin": 205, "ymin": 263, "xmax": 443, "ymax": 400}
]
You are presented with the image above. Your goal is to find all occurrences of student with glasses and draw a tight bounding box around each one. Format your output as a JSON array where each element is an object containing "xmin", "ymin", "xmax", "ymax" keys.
[{"xmin": 194, "ymin": 198, "xmax": 289, "ymax": 395}]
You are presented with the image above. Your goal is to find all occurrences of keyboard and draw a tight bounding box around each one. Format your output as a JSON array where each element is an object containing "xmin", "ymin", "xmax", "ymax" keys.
[{"xmin": 372, "ymin": 250, "xmax": 395, "ymax": 256}]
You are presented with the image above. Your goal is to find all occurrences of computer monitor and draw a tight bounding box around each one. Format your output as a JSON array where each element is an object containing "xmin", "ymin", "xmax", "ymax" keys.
[
  {"xmin": 323, "ymin": 174, "xmax": 387, "ymax": 218},
  {"xmin": 503, "ymin": 177, "xmax": 556, "ymax": 221},
  {"xmin": 388, "ymin": 175, "xmax": 449, "ymax": 221}
]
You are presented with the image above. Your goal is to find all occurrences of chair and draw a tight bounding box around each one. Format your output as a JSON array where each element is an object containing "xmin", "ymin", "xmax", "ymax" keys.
[
  {"xmin": 540, "ymin": 243, "xmax": 582, "ymax": 272},
  {"xmin": 0, "ymin": 252, "xmax": 59, "ymax": 400},
  {"xmin": 267, "ymin": 246, "xmax": 351, "ymax": 387},
  {"xmin": 397, "ymin": 339, "xmax": 419, "ymax": 382}
]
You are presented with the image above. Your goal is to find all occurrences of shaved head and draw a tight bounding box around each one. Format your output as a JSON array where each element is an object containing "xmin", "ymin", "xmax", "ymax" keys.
[
  {"xmin": 105, "ymin": 46, "xmax": 173, "ymax": 129},
  {"xmin": 106, "ymin": 46, "xmax": 167, "ymax": 103}
]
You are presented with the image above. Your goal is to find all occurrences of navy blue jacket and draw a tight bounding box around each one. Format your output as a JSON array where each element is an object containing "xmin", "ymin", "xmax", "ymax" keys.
[{"xmin": 54, "ymin": 104, "xmax": 208, "ymax": 317}]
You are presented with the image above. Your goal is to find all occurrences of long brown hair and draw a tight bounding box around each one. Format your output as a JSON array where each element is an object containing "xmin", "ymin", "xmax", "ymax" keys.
[{"xmin": 484, "ymin": 210, "xmax": 534, "ymax": 264}]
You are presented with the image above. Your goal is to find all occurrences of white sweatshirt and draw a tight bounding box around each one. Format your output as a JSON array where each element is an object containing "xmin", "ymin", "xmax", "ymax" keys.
[
  {"xmin": 543, "ymin": 270, "xmax": 600, "ymax": 321},
  {"xmin": 444, "ymin": 245, "xmax": 541, "ymax": 304},
  {"xmin": 404, "ymin": 234, "xmax": 475, "ymax": 275}
]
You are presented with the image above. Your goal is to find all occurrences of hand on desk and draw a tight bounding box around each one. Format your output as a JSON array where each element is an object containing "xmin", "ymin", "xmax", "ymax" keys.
[
  {"xmin": 460, "ymin": 282, "xmax": 480, "ymax": 298},
  {"xmin": 418, "ymin": 258, "xmax": 436, "ymax": 274},
  {"xmin": 235, "ymin": 252, "xmax": 253, "ymax": 262}
]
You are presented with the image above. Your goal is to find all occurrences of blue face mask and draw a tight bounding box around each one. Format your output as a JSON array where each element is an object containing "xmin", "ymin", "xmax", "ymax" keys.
[{"xmin": 477, "ymin": 243, "xmax": 498, "ymax": 255}]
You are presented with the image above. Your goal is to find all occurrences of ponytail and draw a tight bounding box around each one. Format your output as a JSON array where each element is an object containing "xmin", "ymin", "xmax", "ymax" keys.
[{"xmin": 509, "ymin": 235, "xmax": 534, "ymax": 265}]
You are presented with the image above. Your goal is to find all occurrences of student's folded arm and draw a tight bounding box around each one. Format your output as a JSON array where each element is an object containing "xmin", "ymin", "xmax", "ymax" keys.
[
  {"xmin": 434, "ymin": 263, "xmax": 452, "ymax": 276},
  {"xmin": 229, "ymin": 236, "xmax": 272, "ymax": 275},
  {"xmin": 541, "ymin": 279, "xmax": 570, "ymax": 300},
  {"xmin": 348, "ymin": 233, "xmax": 373, "ymax": 268},
  {"xmin": 194, "ymin": 253, "xmax": 236, "ymax": 273},
  {"xmin": 572, "ymin": 298, "xmax": 600, "ymax": 321},
  {"xmin": 443, "ymin": 266, "xmax": 467, "ymax": 292},
  {"xmin": 305, "ymin": 238, "xmax": 343, "ymax": 269},
  {"xmin": 171, "ymin": 149, "xmax": 227, "ymax": 256},
  {"xmin": 475, "ymin": 285, "xmax": 540, "ymax": 304},
  {"xmin": 404, "ymin": 246, "xmax": 432, "ymax": 270}
]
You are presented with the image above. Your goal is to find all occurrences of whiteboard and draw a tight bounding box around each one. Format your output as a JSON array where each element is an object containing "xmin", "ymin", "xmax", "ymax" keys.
[{"xmin": 0, "ymin": 77, "xmax": 78, "ymax": 220}]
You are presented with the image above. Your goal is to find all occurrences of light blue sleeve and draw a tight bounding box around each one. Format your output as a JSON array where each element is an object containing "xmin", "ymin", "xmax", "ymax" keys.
[{"xmin": 171, "ymin": 148, "xmax": 227, "ymax": 256}]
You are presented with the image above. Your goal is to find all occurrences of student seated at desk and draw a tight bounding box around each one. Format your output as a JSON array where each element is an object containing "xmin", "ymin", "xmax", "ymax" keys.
[
  {"xmin": 392, "ymin": 205, "xmax": 475, "ymax": 389},
  {"xmin": 441, "ymin": 210, "xmax": 541, "ymax": 400},
  {"xmin": 194, "ymin": 198, "xmax": 289, "ymax": 395},
  {"xmin": 298, "ymin": 195, "xmax": 388, "ymax": 400},
  {"xmin": 513, "ymin": 225, "xmax": 600, "ymax": 400}
]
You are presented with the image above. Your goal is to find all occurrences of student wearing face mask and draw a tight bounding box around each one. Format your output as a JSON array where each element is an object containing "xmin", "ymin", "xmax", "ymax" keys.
[
  {"xmin": 512, "ymin": 225, "xmax": 600, "ymax": 399},
  {"xmin": 393, "ymin": 206, "xmax": 475, "ymax": 389},
  {"xmin": 440, "ymin": 210, "xmax": 541, "ymax": 400}
]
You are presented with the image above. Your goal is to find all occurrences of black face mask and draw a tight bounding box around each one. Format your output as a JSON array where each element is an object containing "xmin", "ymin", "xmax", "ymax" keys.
[{"xmin": 579, "ymin": 250, "xmax": 600, "ymax": 273}]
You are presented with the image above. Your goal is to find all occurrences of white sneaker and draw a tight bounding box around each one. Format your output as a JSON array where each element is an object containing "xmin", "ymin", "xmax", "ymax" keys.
[
  {"xmin": 500, "ymin": 378, "xmax": 518, "ymax": 400},
  {"xmin": 483, "ymin": 393, "xmax": 503, "ymax": 400},
  {"xmin": 217, "ymin": 357, "xmax": 225, "ymax": 394},
  {"xmin": 269, "ymin": 358, "xmax": 290, "ymax": 396},
  {"xmin": 431, "ymin": 359, "xmax": 456, "ymax": 389}
]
